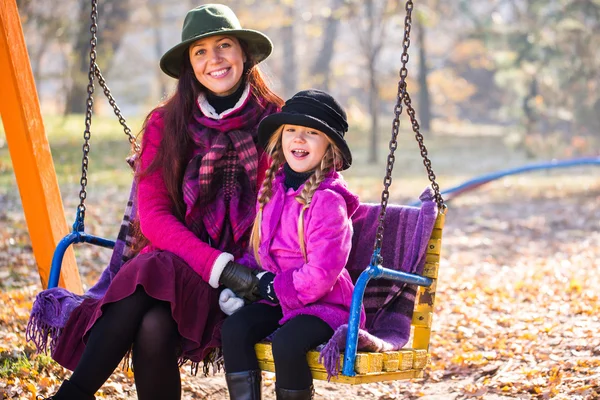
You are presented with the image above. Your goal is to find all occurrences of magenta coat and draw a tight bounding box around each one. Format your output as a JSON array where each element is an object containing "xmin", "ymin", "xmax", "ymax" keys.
[{"xmin": 239, "ymin": 170, "xmax": 366, "ymax": 331}]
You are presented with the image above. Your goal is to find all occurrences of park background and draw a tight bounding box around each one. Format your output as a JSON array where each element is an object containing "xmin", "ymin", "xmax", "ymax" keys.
[{"xmin": 0, "ymin": 0, "xmax": 599, "ymax": 398}]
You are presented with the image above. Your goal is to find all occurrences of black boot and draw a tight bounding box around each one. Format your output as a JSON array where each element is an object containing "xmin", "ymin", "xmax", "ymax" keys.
[
  {"xmin": 275, "ymin": 385, "xmax": 314, "ymax": 400},
  {"xmin": 38, "ymin": 380, "xmax": 95, "ymax": 400},
  {"xmin": 225, "ymin": 370, "xmax": 262, "ymax": 400}
]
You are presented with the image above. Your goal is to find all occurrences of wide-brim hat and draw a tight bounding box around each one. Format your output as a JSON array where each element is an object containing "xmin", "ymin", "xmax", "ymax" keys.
[
  {"xmin": 160, "ymin": 4, "xmax": 273, "ymax": 79},
  {"xmin": 258, "ymin": 89, "xmax": 352, "ymax": 170}
]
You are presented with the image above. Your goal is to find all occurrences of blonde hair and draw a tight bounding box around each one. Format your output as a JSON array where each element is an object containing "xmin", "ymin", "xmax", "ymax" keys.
[{"xmin": 250, "ymin": 126, "xmax": 344, "ymax": 263}]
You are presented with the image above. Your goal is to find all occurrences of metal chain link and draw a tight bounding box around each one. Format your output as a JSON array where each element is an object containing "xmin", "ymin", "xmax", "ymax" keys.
[
  {"xmin": 75, "ymin": 0, "xmax": 99, "ymax": 230},
  {"xmin": 94, "ymin": 64, "xmax": 139, "ymax": 152},
  {"xmin": 75, "ymin": 0, "xmax": 139, "ymax": 229},
  {"xmin": 403, "ymin": 89, "xmax": 445, "ymax": 209},
  {"xmin": 372, "ymin": 0, "xmax": 445, "ymax": 261}
]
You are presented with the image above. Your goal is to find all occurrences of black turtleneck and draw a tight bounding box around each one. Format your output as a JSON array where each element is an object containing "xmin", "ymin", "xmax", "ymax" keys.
[
  {"xmin": 206, "ymin": 81, "xmax": 246, "ymax": 114},
  {"xmin": 283, "ymin": 163, "xmax": 313, "ymax": 191}
]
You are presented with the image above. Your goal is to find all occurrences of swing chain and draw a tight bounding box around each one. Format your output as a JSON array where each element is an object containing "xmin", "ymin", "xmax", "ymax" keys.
[
  {"xmin": 403, "ymin": 89, "xmax": 444, "ymax": 208},
  {"xmin": 76, "ymin": 0, "xmax": 139, "ymax": 230},
  {"xmin": 76, "ymin": 0, "xmax": 100, "ymax": 230},
  {"xmin": 94, "ymin": 64, "xmax": 140, "ymax": 152},
  {"xmin": 373, "ymin": 0, "xmax": 445, "ymax": 261}
]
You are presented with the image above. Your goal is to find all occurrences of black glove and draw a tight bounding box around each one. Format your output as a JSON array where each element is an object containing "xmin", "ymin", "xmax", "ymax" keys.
[
  {"xmin": 219, "ymin": 262, "xmax": 260, "ymax": 302},
  {"xmin": 257, "ymin": 272, "xmax": 278, "ymax": 304}
]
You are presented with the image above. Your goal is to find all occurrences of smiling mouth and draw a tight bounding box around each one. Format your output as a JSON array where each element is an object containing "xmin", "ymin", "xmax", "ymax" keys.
[
  {"xmin": 208, "ymin": 68, "xmax": 230, "ymax": 78},
  {"xmin": 291, "ymin": 149, "xmax": 309, "ymax": 158}
]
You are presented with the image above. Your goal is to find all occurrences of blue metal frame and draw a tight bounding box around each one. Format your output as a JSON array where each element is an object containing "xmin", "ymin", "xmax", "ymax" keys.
[
  {"xmin": 48, "ymin": 217, "xmax": 115, "ymax": 289},
  {"xmin": 341, "ymin": 262, "xmax": 433, "ymax": 376},
  {"xmin": 409, "ymin": 157, "xmax": 600, "ymax": 207}
]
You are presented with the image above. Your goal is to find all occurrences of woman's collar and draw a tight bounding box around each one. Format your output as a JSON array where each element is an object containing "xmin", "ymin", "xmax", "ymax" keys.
[{"xmin": 196, "ymin": 82, "xmax": 251, "ymax": 120}]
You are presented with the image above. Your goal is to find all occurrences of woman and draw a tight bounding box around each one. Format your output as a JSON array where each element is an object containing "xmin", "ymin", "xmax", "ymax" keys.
[{"xmin": 40, "ymin": 4, "xmax": 283, "ymax": 399}]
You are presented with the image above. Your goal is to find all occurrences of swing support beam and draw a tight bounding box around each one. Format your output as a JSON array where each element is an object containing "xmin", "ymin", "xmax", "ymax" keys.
[{"xmin": 0, "ymin": 0, "xmax": 83, "ymax": 294}]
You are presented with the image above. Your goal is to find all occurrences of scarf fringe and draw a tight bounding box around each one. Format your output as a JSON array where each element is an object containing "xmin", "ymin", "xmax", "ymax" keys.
[
  {"xmin": 318, "ymin": 337, "xmax": 343, "ymax": 381},
  {"xmin": 120, "ymin": 346, "xmax": 223, "ymax": 377},
  {"xmin": 25, "ymin": 311, "xmax": 61, "ymax": 355}
]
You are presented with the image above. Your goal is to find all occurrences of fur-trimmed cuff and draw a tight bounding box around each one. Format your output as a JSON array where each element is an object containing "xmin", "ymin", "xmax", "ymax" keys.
[
  {"xmin": 208, "ymin": 252, "xmax": 235, "ymax": 288},
  {"xmin": 273, "ymin": 270, "xmax": 303, "ymax": 310}
]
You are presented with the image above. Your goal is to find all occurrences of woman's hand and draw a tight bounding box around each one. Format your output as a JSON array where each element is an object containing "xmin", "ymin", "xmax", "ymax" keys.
[{"xmin": 219, "ymin": 262, "xmax": 260, "ymax": 302}]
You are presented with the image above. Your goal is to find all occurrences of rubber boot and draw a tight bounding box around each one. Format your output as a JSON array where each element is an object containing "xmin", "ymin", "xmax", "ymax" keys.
[
  {"xmin": 225, "ymin": 369, "xmax": 262, "ymax": 400},
  {"xmin": 275, "ymin": 384, "xmax": 314, "ymax": 400},
  {"xmin": 38, "ymin": 380, "xmax": 95, "ymax": 400}
]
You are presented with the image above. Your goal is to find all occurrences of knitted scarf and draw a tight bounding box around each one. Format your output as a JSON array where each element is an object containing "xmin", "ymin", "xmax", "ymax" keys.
[{"xmin": 182, "ymin": 91, "xmax": 278, "ymax": 257}]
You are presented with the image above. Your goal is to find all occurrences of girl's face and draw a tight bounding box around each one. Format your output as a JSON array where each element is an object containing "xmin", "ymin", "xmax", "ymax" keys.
[
  {"xmin": 281, "ymin": 124, "xmax": 330, "ymax": 173},
  {"xmin": 188, "ymin": 35, "xmax": 246, "ymax": 96}
]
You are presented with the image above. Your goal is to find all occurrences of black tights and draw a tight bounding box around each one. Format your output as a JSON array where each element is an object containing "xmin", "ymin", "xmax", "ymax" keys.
[
  {"xmin": 69, "ymin": 287, "xmax": 181, "ymax": 400},
  {"xmin": 221, "ymin": 303, "xmax": 334, "ymax": 390}
]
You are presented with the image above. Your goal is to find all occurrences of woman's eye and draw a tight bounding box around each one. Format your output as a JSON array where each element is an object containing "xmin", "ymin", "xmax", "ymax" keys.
[
  {"xmin": 220, "ymin": 42, "xmax": 231, "ymax": 49},
  {"xmin": 195, "ymin": 49, "xmax": 206, "ymax": 56}
]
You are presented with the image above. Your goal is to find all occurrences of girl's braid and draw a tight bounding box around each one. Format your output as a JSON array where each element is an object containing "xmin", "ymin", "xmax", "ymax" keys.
[{"xmin": 250, "ymin": 129, "xmax": 285, "ymax": 263}]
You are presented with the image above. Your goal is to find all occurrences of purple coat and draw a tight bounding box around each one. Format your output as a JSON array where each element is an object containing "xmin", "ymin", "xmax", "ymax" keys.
[{"xmin": 239, "ymin": 170, "xmax": 366, "ymax": 331}]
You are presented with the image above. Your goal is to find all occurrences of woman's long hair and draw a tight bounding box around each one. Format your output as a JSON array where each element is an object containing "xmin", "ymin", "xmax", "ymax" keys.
[
  {"xmin": 132, "ymin": 40, "xmax": 284, "ymax": 251},
  {"xmin": 250, "ymin": 128, "xmax": 343, "ymax": 263}
]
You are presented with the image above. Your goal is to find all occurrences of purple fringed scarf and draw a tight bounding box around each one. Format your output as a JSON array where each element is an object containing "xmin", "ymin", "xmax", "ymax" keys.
[
  {"xmin": 183, "ymin": 94, "xmax": 277, "ymax": 256},
  {"xmin": 319, "ymin": 187, "xmax": 438, "ymax": 378}
]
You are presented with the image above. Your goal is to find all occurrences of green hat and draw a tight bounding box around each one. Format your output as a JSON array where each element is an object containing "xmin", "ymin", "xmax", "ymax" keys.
[{"xmin": 159, "ymin": 4, "xmax": 273, "ymax": 79}]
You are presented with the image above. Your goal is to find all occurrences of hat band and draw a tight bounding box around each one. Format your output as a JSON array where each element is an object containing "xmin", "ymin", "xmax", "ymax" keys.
[{"xmin": 184, "ymin": 26, "xmax": 241, "ymax": 41}]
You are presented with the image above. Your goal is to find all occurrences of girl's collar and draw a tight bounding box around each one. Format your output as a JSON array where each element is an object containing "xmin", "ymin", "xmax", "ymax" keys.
[{"xmin": 197, "ymin": 82, "xmax": 251, "ymax": 120}]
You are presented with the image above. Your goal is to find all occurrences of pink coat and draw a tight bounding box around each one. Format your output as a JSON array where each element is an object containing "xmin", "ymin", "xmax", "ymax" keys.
[{"xmin": 239, "ymin": 170, "xmax": 366, "ymax": 331}]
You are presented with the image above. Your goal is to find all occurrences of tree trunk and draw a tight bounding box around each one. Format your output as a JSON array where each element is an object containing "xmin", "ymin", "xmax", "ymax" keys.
[
  {"xmin": 64, "ymin": 0, "xmax": 130, "ymax": 114},
  {"xmin": 150, "ymin": 1, "xmax": 167, "ymax": 100},
  {"xmin": 416, "ymin": 18, "xmax": 431, "ymax": 132},
  {"xmin": 369, "ymin": 56, "xmax": 379, "ymax": 163},
  {"xmin": 64, "ymin": 2, "xmax": 90, "ymax": 115},
  {"xmin": 310, "ymin": 0, "xmax": 344, "ymax": 91},
  {"xmin": 281, "ymin": 2, "xmax": 297, "ymax": 98},
  {"xmin": 366, "ymin": 0, "xmax": 378, "ymax": 163}
]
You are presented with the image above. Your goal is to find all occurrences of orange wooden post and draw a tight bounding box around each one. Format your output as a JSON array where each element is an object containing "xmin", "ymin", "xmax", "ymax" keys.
[{"xmin": 0, "ymin": 0, "xmax": 83, "ymax": 294}]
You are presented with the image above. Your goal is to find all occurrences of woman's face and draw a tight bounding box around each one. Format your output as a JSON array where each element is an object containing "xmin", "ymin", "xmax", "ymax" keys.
[
  {"xmin": 188, "ymin": 35, "xmax": 246, "ymax": 96},
  {"xmin": 281, "ymin": 124, "xmax": 330, "ymax": 173}
]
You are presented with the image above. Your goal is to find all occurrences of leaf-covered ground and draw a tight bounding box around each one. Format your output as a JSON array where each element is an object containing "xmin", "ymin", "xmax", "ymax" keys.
[{"xmin": 1, "ymin": 172, "xmax": 598, "ymax": 399}]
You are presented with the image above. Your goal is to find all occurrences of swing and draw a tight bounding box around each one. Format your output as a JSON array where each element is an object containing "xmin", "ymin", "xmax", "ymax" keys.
[{"xmin": 42, "ymin": 0, "xmax": 446, "ymax": 385}]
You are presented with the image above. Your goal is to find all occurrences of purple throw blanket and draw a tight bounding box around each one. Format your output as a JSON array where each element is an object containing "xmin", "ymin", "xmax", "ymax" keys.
[{"xmin": 319, "ymin": 187, "xmax": 438, "ymax": 378}]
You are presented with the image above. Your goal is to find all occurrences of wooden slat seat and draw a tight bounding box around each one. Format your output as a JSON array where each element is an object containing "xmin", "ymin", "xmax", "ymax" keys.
[{"xmin": 256, "ymin": 342, "xmax": 430, "ymax": 384}]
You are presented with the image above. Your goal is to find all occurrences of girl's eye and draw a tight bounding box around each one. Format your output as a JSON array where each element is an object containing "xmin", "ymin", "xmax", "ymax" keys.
[
  {"xmin": 309, "ymin": 130, "xmax": 319, "ymax": 135},
  {"xmin": 195, "ymin": 49, "xmax": 206, "ymax": 56}
]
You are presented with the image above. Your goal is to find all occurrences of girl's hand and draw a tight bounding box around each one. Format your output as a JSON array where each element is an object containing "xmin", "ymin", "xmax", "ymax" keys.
[
  {"xmin": 219, "ymin": 289, "xmax": 245, "ymax": 315},
  {"xmin": 257, "ymin": 271, "xmax": 279, "ymax": 304}
]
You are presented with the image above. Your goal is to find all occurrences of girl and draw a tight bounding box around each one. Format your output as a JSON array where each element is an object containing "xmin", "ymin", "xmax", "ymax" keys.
[
  {"xmin": 37, "ymin": 5, "xmax": 282, "ymax": 399},
  {"xmin": 220, "ymin": 90, "xmax": 366, "ymax": 400}
]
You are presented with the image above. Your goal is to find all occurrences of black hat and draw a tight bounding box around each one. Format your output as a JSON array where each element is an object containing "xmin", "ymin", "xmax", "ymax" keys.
[{"xmin": 258, "ymin": 89, "xmax": 352, "ymax": 170}]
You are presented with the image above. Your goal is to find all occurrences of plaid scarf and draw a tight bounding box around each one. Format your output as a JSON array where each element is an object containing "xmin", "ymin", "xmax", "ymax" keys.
[{"xmin": 182, "ymin": 91, "xmax": 277, "ymax": 256}]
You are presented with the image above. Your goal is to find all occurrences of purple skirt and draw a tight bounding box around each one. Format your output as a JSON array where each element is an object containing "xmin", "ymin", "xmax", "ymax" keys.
[{"xmin": 52, "ymin": 251, "xmax": 225, "ymax": 372}]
